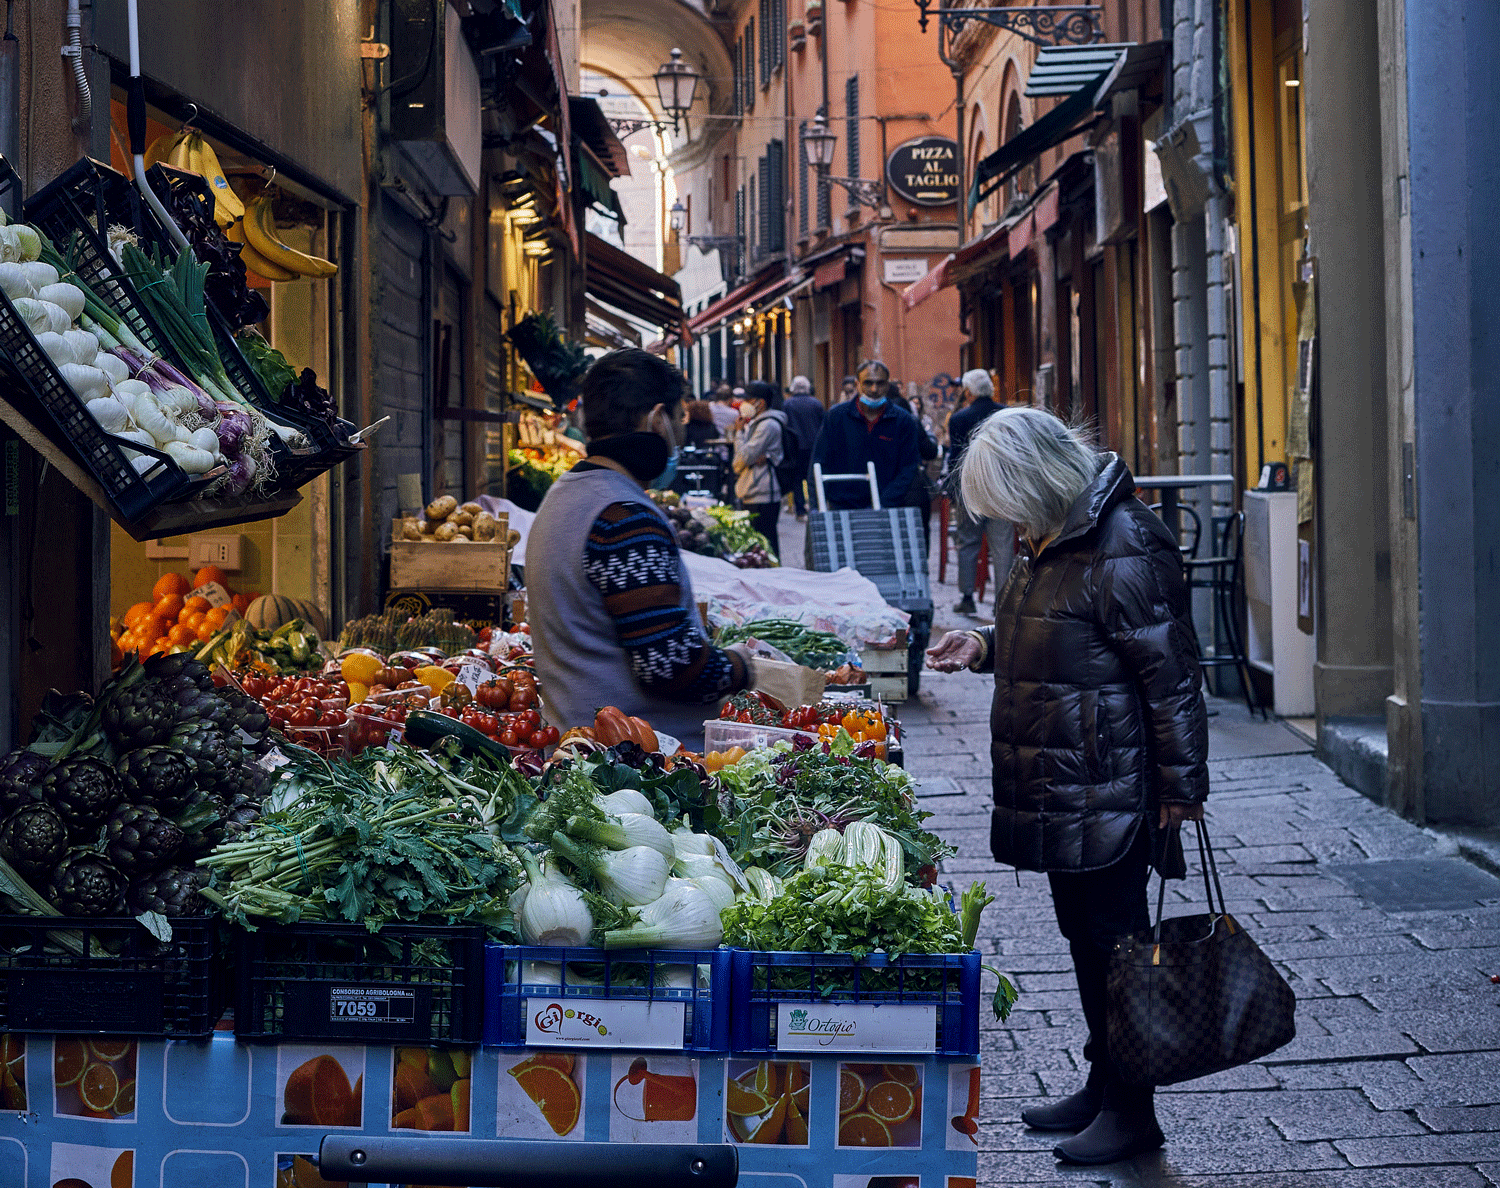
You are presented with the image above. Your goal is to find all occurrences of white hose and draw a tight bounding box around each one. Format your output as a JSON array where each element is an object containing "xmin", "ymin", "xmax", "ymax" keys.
[
  {"xmin": 126, "ymin": 0, "xmax": 190, "ymax": 250},
  {"xmin": 63, "ymin": 0, "xmax": 91, "ymax": 128}
]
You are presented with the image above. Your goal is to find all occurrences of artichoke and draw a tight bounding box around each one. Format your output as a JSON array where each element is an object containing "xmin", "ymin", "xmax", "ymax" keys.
[
  {"xmin": 48, "ymin": 851, "xmax": 126, "ymax": 917},
  {"xmin": 117, "ymin": 745, "xmax": 197, "ymax": 815},
  {"xmin": 171, "ymin": 725, "xmax": 239, "ymax": 787},
  {"xmin": 216, "ymin": 686, "xmax": 269, "ymax": 738},
  {"xmin": 105, "ymin": 804, "xmax": 184, "ymax": 875},
  {"xmin": 0, "ymin": 749, "xmax": 47, "ymax": 816},
  {"xmin": 174, "ymin": 790, "xmax": 226, "ymax": 861},
  {"xmin": 220, "ymin": 793, "xmax": 261, "ymax": 844},
  {"xmin": 0, "ymin": 802, "xmax": 68, "ymax": 881},
  {"xmin": 143, "ymin": 652, "xmax": 214, "ymax": 690},
  {"xmin": 101, "ymin": 680, "xmax": 176, "ymax": 749},
  {"xmin": 41, "ymin": 757, "xmax": 122, "ymax": 837},
  {"xmin": 219, "ymin": 760, "xmax": 269, "ymax": 808},
  {"xmin": 126, "ymin": 865, "xmax": 208, "ymax": 917}
]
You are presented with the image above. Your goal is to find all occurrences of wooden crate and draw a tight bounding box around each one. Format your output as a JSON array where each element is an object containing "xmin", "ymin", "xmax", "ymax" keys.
[
  {"xmin": 389, "ymin": 516, "xmax": 510, "ymax": 591},
  {"xmin": 869, "ymin": 673, "xmax": 908, "ymax": 703},
  {"xmin": 859, "ymin": 644, "xmax": 909, "ymax": 676}
]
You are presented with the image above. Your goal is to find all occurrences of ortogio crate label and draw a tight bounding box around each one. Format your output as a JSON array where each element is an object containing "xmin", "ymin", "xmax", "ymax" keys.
[
  {"xmin": 525, "ymin": 998, "xmax": 687, "ymax": 1048},
  {"xmin": 328, "ymin": 985, "xmax": 417, "ymax": 1024},
  {"xmin": 776, "ymin": 1003, "xmax": 937, "ymax": 1054}
]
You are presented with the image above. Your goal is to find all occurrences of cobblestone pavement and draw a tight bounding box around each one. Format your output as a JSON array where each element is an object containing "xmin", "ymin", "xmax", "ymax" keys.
[{"xmin": 896, "ymin": 655, "xmax": 1500, "ymax": 1187}]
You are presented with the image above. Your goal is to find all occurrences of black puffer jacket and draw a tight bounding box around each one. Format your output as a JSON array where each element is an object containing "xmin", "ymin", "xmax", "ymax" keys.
[{"xmin": 974, "ymin": 454, "xmax": 1209, "ymax": 872}]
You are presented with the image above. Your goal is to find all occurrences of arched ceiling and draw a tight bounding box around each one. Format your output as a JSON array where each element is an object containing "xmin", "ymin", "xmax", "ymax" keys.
[{"xmin": 581, "ymin": 0, "xmax": 733, "ymax": 138}]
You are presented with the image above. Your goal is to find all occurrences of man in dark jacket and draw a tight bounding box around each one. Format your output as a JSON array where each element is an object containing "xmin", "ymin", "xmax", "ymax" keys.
[
  {"xmin": 926, "ymin": 407, "xmax": 1208, "ymax": 1167},
  {"xmin": 946, "ymin": 369, "xmax": 1012, "ymax": 615},
  {"xmin": 781, "ymin": 375, "xmax": 825, "ymax": 519},
  {"xmin": 808, "ymin": 360, "xmax": 922, "ymax": 510}
]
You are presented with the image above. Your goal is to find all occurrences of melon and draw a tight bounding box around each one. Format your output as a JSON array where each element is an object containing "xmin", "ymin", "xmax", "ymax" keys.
[{"xmin": 245, "ymin": 594, "xmax": 327, "ymax": 639}]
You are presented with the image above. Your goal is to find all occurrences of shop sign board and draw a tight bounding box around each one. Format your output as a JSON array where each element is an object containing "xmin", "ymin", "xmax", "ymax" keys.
[
  {"xmin": 777, "ymin": 1002, "xmax": 938, "ymax": 1053},
  {"xmin": 882, "ymin": 257, "xmax": 930, "ymax": 284},
  {"xmin": 525, "ymin": 998, "xmax": 688, "ymax": 1048},
  {"xmin": 886, "ymin": 137, "xmax": 960, "ymax": 206}
]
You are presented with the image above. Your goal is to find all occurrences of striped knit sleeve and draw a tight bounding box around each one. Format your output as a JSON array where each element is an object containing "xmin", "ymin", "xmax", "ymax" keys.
[{"xmin": 582, "ymin": 501, "xmax": 750, "ymax": 703}]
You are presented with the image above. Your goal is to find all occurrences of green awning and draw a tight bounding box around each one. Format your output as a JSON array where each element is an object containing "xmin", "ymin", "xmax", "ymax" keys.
[
  {"xmin": 969, "ymin": 81, "xmax": 1100, "ymax": 212},
  {"xmin": 576, "ymin": 144, "xmax": 626, "ymax": 225}
]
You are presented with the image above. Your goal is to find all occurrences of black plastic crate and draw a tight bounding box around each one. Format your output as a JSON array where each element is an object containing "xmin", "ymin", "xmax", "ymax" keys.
[
  {"xmin": 806, "ymin": 507, "xmax": 930, "ymax": 604},
  {"xmin": 234, "ymin": 923, "xmax": 485, "ymax": 1044},
  {"xmin": 0, "ymin": 914, "xmax": 224, "ymax": 1037}
]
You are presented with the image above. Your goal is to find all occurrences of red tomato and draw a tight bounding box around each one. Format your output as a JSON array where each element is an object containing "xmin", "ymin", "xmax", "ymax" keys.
[
  {"xmin": 290, "ymin": 705, "xmax": 321, "ymax": 728},
  {"xmin": 499, "ymin": 730, "xmax": 519, "ymax": 748},
  {"xmin": 527, "ymin": 729, "xmax": 550, "ymax": 749},
  {"xmin": 539, "ymin": 725, "xmax": 560, "ymax": 746},
  {"xmin": 293, "ymin": 678, "xmax": 316, "ymax": 695},
  {"xmin": 323, "ymin": 709, "xmax": 346, "ymax": 728},
  {"xmin": 510, "ymin": 689, "xmax": 536, "ymax": 710},
  {"xmin": 520, "ymin": 709, "xmax": 541, "ymax": 729}
]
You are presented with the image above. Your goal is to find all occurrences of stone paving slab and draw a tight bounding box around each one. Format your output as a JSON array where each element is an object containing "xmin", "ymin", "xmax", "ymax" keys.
[{"xmin": 894, "ymin": 645, "xmax": 1500, "ymax": 1185}]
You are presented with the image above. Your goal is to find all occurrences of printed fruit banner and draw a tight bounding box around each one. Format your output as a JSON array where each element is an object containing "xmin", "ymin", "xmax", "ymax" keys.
[{"xmin": 0, "ymin": 1035, "xmax": 976, "ymax": 1188}]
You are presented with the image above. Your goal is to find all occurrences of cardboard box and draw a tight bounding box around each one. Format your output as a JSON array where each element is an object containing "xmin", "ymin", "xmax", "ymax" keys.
[{"xmin": 389, "ymin": 516, "xmax": 510, "ymax": 591}]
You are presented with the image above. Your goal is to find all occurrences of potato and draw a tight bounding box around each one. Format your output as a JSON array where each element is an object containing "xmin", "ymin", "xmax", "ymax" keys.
[
  {"xmin": 419, "ymin": 519, "xmax": 441, "ymax": 536},
  {"xmin": 459, "ymin": 501, "xmax": 484, "ymax": 515},
  {"xmin": 426, "ymin": 495, "xmax": 458, "ymax": 521},
  {"xmin": 472, "ymin": 512, "xmax": 497, "ymax": 541},
  {"xmin": 450, "ymin": 510, "xmax": 474, "ymax": 527},
  {"xmin": 401, "ymin": 518, "xmax": 423, "ymax": 541},
  {"xmin": 451, "ymin": 534, "xmax": 470, "ymax": 543},
  {"xmin": 457, "ymin": 524, "xmax": 474, "ymax": 538},
  {"xmin": 434, "ymin": 522, "xmax": 459, "ymax": 542}
]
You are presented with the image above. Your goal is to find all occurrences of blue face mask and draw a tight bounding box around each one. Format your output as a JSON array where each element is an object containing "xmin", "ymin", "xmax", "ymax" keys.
[
  {"xmin": 649, "ymin": 447, "xmax": 679, "ymax": 490},
  {"xmin": 858, "ymin": 394, "xmax": 888, "ymax": 410}
]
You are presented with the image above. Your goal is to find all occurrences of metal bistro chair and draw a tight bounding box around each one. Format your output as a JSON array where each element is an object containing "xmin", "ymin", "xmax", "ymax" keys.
[
  {"xmin": 1148, "ymin": 501, "xmax": 1203, "ymax": 565},
  {"xmin": 1181, "ymin": 511, "xmax": 1264, "ymax": 719},
  {"xmin": 671, "ymin": 446, "xmax": 726, "ymax": 499},
  {"xmin": 317, "ymin": 1135, "xmax": 738, "ymax": 1188}
]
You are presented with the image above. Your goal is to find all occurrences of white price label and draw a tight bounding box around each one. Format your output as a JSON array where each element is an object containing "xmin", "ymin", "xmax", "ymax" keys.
[
  {"xmin": 456, "ymin": 663, "xmax": 488, "ymax": 694},
  {"xmin": 196, "ymin": 581, "xmax": 234, "ymax": 608},
  {"xmin": 329, "ymin": 986, "xmax": 416, "ymax": 1023},
  {"xmin": 385, "ymin": 727, "xmax": 405, "ymax": 751},
  {"xmin": 257, "ymin": 747, "xmax": 289, "ymax": 771}
]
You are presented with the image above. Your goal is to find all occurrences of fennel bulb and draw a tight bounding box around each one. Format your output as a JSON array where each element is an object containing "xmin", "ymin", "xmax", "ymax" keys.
[
  {"xmin": 551, "ymin": 832, "xmax": 669, "ymax": 907},
  {"xmin": 595, "ymin": 788, "xmax": 654, "ymax": 817},
  {"xmin": 566, "ymin": 811, "xmax": 674, "ymax": 857},
  {"xmin": 603, "ymin": 880, "xmax": 724, "ymax": 950},
  {"xmin": 514, "ymin": 852, "xmax": 593, "ymax": 947}
]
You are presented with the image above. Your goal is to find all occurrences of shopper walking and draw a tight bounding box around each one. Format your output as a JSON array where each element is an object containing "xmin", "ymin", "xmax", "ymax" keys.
[
  {"xmin": 526, "ymin": 350, "xmax": 754, "ymax": 751},
  {"xmin": 781, "ymin": 375, "xmax": 825, "ymax": 520},
  {"xmin": 808, "ymin": 360, "xmax": 922, "ymax": 510},
  {"xmin": 946, "ymin": 369, "xmax": 1012, "ymax": 615},
  {"xmin": 731, "ymin": 380, "xmax": 787, "ymax": 557},
  {"xmin": 709, "ymin": 382, "xmax": 740, "ymax": 434},
  {"xmin": 924, "ymin": 407, "xmax": 1209, "ymax": 1166},
  {"xmin": 837, "ymin": 375, "xmax": 858, "ymax": 403}
]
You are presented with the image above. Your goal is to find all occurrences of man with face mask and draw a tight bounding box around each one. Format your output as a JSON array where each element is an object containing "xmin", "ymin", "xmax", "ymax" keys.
[
  {"xmin": 526, "ymin": 349, "xmax": 756, "ymax": 750},
  {"xmin": 807, "ymin": 359, "xmax": 923, "ymax": 511}
]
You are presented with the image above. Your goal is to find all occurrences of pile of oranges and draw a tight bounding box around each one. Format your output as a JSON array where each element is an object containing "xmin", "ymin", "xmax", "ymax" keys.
[{"xmin": 111, "ymin": 566, "xmax": 259, "ymax": 666}]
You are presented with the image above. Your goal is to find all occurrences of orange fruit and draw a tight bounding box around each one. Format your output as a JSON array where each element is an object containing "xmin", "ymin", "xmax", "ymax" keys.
[
  {"xmin": 180, "ymin": 610, "xmax": 205, "ymax": 631},
  {"xmin": 195, "ymin": 619, "xmax": 219, "ymax": 642},
  {"xmin": 152, "ymin": 572, "xmax": 189, "ymax": 600},
  {"xmin": 508, "ymin": 1052, "xmax": 575, "ymax": 1078},
  {"xmin": 414, "ymin": 1091, "xmax": 455, "ymax": 1131},
  {"xmin": 79, "ymin": 1061, "xmax": 120, "ymax": 1112},
  {"xmin": 231, "ymin": 593, "xmax": 253, "ymax": 613},
  {"xmin": 136, "ymin": 612, "xmax": 171, "ymax": 644},
  {"xmin": 204, "ymin": 606, "xmax": 231, "ymax": 630},
  {"xmin": 864, "ymin": 1079, "xmax": 915, "ymax": 1125},
  {"xmin": 112, "ymin": 1077, "xmax": 137, "ymax": 1117},
  {"xmin": 283, "ymin": 1054, "xmax": 353, "ymax": 1126},
  {"xmin": 116, "ymin": 632, "xmax": 139, "ymax": 656},
  {"xmin": 183, "ymin": 595, "xmax": 211, "ymax": 614},
  {"xmin": 88, "ymin": 1038, "xmax": 132, "ymax": 1062},
  {"xmin": 511, "ymin": 1064, "xmax": 580, "ymax": 1136},
  {"xmin": 54, "ymin": 1038, "xmax": 88, "ymax": 1087},
  {"xmin": 784, "ymin": 1091, "xmax": 808, "ymax": 1145},
  {"xmin": 148, "ymin": 638, "xmax": 173, "ymax": 657},
  {"xmin": 838, "ymin": 1068, "xmax": 866, "ymax": 1115},
  {"xmin": 154, "ymin": 593, "xmax": 185, "ymax": 619},
  {"xmin": 747, "ymin": 1092, "xmax": 787, "ymax": 1143},
  {"xmin": 393, "ymin": 1061, "xmax": 437, "ymax": 1113},
  {"xmin": 122, "ymin": 601, "xmax": 154, "ymax": 628},
  {"xmin": 450, "ymin": 1077, "xmax": 471, "ymax": 1131},
  {"xmin": 838, "ymin": 1112, "xmax": 892, "ymax": 1147},
  {"xmin": 167, "ymin": 623, "xmax": 197, "ymax": 646},
  {"xmin": 111, "ymin": 1150, "xmax": 133, "ymax": 1188},
  {"xmin": 726, "ymin": 1077, "xmax": 771, "ymax": 1118},
  {"xmin": 192, "ymin": 565, "xmax": 228, "ymax": 589},
  {"xmin": 392, "ymin": 1106, "xmax": 420, "ymax": 1129},
  {"xmin": 881, "ymin": 1063, "xmax": 920, "ymax": 1085}
]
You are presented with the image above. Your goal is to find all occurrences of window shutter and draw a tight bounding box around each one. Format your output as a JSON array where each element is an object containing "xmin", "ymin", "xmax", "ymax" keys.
[
  {"xmin": 733, "ymin": 40, "xmax": 743, "ymax": 117},
  {"xmin": 766, "ymin": 140, "xmax": 785, "ymax": 253},
  {"xmin": 845, "ymin": 74, "xmax": 861, "ymax": 206},
  {"xmin": 734, "ymin": 185, "xmax": 746, "ymax": 278},
  {"xmin": 746, "ymin": 19, "xmax": 756, "ymax": 110},
  {"xmin": 759, "ymin": 0, "xmax": 769, "ymax": 88},
  {"xmin": 798, "ymin": 122, "xmax": 809, "ymax": 237},
  {"xmin": 772, "ymin": 0, "xmax": 785, "ymax": 71}
]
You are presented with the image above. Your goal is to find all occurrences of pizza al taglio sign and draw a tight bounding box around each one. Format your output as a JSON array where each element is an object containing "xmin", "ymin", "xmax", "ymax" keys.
[{"xmin": 886, "ymin": 136, "xmax": 960, "ymax": 206}]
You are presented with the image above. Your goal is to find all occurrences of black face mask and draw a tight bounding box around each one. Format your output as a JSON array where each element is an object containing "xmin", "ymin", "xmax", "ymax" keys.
[{"xmin": 587, "ymin": 432, "xmax": 669, "ymax": 483}]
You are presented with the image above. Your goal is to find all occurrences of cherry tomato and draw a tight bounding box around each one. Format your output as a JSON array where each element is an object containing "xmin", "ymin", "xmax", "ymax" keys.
[
  {"xmin": 322, "ymin": 709, "xmax": 346, "ymax": 728},
  {"xmin": 520, "ymin": 709, "xmax": 541, "ymax": 729},
  {"xmin": 290, "ymin": 706, "xmax": 321, "ymax": 728},
  {"xmin": 527, "ymin": 729, "xmax": 549, "ymax": 749},
  {"xmin": 499, "ymin": 730, "xmax": 519, "ymax": 748},
  {"xmin": 539, "ymin": 725, "xmax": 560, "ymax": 746}
]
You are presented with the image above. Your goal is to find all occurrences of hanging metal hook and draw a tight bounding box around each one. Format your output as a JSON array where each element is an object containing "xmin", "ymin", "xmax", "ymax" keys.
[
  {"xmin": 181, "ymin": 102, "xmax": 199, "ymax": 130},
  {"xmin": 261, "ymin": 163, "xmax": 276, "ymax": 194}
]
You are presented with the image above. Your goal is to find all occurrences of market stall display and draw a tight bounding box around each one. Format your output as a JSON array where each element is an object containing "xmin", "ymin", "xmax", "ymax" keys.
[{"xmin": 648, "ymin": 490, "xmax": 778, "ymax": 567}]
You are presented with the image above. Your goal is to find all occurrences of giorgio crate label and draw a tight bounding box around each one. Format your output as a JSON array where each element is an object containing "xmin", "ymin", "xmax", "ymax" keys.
[
  {"xmin": 525, "ymin": 998, "xmax": 686, "ymax": 1049},
  {"xmin": 327, "ymin": 985, "xmax": 417, "ymax": 1024},
  {"xmin": 776, "ymin": 1002, "xmax": 937, "ymax": 1054}
]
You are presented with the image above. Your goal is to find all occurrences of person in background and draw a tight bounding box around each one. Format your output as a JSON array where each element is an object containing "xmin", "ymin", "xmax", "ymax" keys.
[
  {"xmin": 838, "ymin": 375, "xmax": 858, "ymax": 403},
  {"xmin": 710, "ymin": 382, "xmax": 740, "ymax": 435},
  {"xmin": 731, "ymin": 380, "xmax": 787, "ymax": 557},
  {"xmin": 781, "ymin": 375, "xmax": 825, "ymax": 520},
  {"xmin": 809, "ymin": 360, "xmax": 922, "ymax": 510},
  {"xmin": 925, "ymin": 407, "xmax": 1208, "ymax": 1165},
  {"xmin": 947, "ymin": 369, "xmax": 1013, "ymax": 616},
  {"xmin": 682, "ymin": 400, "xmax": 719, "ymax": 448},
  {"xmin": 889, "ymin": 388, "xmax": 940, "ymax": 555},
  {"xmin": 526, "ymin": 349, "xmax": 755, "ymax": 751}
]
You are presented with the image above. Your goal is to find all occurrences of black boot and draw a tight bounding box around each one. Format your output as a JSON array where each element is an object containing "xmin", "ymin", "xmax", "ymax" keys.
[
  {"xmin": 1020, "ymin": 1068, "xmax": 1104, "ymax": 1131},
  {"xmin": 1052, "ymin": 1081, "xmax": 1164, "ymax": 1165}
]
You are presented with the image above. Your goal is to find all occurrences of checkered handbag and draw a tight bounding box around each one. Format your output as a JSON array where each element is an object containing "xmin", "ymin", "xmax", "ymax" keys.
[{"xmin": 1106, "ymin": 821, "xmax": 1296, "ymax": 1086}]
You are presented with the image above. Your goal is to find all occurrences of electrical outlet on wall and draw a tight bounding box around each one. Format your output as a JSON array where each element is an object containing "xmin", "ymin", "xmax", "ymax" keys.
[{"xmin": 187, "ymin": 534, "xmax": 244, "ymax": 571}]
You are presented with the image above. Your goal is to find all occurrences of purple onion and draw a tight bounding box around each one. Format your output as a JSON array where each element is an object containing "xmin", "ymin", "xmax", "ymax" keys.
[{"xmin": 216, "ymin": 410, "xmax": 251, "ymax": 455}]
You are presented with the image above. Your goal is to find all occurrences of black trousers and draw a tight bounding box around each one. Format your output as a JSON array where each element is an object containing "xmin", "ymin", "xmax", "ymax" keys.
[
  {"xmin": 789, "ymin": 452, "xmax": 810, "ymax": 514},
  {"xmin": 745, "ymin": 502, "xmax": 780, "ymax": 559},
  {"xmin": 1047, "ymin": 824, "xmax": 1152, "ymax": 1089}
]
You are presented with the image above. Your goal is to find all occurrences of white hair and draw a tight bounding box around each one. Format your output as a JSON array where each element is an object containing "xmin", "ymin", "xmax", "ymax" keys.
[
  {"xmin": 790, "ymin": 375, "xmax": 811, "ymax": 394},
  {"xmin": 959, "ymin": 407, "xmax": 1100, "ymax": 539},
  {"xmin": 961, "ymin": 368, "xmax": 993, "ymax": 399}
]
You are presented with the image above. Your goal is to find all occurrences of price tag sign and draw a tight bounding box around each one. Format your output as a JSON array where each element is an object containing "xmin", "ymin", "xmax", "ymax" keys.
[
  {"xmin": 385, "ymin": 727, "xmax": 405, "ymax": 751},
  {"xmin": 329, "ymin": 986, "xmax": 417, "ymax": 1024},
  {"xmin": 196, "ymin": 581, "xmax": 234, "ymax": 609},
  {"xmin": 456, "ymin": 663, "xmax": 488, "ymax": 694},
  {"xmin": 257, "ymin": 747, "xmax": 290, "ymax": 771}
]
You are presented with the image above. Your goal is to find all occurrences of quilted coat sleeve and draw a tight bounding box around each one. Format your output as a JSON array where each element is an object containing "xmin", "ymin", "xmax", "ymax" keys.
[{"xmin": 1091, "ymin": 518, "xmax": 1210, "ymax": 805}]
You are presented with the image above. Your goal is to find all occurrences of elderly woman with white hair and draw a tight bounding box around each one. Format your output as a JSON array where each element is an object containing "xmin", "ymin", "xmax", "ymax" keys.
[{"xmin": 926, "ymin": 407, "xmax": 1209, "ymax": 1166}]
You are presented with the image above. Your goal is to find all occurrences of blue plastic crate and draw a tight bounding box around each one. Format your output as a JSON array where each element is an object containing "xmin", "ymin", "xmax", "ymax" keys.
[
  {"xmin": 729, "ymin": 949, "xmax": 980, "ymax": 1056},
  {"xmin": 483, "ymin": 945, "xmax": 731, "ymax": 1051}
]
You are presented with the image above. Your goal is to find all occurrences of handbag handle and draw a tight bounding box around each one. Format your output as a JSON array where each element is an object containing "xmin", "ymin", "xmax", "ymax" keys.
[{"xmin": 1151, "ymin": 819, "xmax": 1231, "ymax": 960}]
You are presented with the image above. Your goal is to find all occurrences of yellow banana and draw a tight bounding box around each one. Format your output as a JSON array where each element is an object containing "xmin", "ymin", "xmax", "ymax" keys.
[
  {"xmin": 167, "ymin": 131, "xmax": 193, "ymax": 170},
  {"xmin": 241, "ymin": 195, "xmax": 337, "ymax": 279},
  {"xmin": 225, "ymin": 217, "xmax": 297, "ymax": 281},
  {"xmin": 190, "ymin": 134, "xmax": 245, "ymax": 225},
  {"xmin": 144, "ymin": 129, "xmax": 186, "ymax": 171}
]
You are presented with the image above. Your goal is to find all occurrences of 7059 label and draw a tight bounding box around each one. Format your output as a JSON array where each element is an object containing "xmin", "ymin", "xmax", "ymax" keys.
[{"xmin": 328, "ymin": 986, "xmax": 417, "ymax": 1023}]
